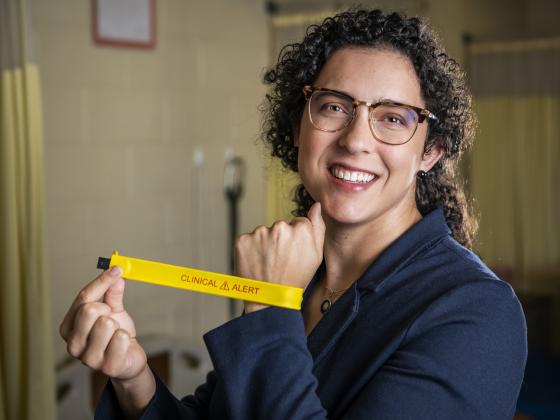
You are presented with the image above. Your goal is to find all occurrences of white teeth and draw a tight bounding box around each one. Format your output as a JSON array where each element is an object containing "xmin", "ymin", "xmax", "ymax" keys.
[{"xmin": 330, "ymin": 166, "xmax": 375, "ymax": 183}]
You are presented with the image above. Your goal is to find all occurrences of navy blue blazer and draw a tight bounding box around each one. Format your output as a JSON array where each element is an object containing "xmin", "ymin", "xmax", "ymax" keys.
[{"xmin": 96, "ymin": 209, "xmax": 527, "ymax": 419}]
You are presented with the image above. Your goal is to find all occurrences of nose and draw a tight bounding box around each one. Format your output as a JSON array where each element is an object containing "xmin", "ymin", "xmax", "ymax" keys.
[{"xmin": 337, "ymin": 105, "xmax": 375, "ymax": 154}]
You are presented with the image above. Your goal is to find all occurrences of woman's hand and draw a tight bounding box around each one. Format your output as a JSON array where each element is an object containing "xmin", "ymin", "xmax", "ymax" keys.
[
  {"xmin": 235, "ymin": 202, "xmax": 325, "ymax": 313},
  {"xmin": 59, "ymin": 267, "xmax": 155, "ymax": 416}
]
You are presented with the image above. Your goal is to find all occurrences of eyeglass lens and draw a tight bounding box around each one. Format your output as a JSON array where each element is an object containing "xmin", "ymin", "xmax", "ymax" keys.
[{"xmin": 309, "ymin": 90, "xmax": 419, "ymax": 144}]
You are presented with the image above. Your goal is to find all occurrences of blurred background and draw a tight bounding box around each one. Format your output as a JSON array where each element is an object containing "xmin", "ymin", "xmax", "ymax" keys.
[{"xmin": 0, "ymin": 0, "xmax": 558, "ymax": 419}]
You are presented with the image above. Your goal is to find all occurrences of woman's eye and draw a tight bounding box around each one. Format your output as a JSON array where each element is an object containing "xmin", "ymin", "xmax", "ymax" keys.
[
  {"xmin": 385, "ymin": 115, "xmax": 405, "ymax": 125},
  {"xmin": 324, "ymin": 104, "xmax": 347, "ymax": 113}
]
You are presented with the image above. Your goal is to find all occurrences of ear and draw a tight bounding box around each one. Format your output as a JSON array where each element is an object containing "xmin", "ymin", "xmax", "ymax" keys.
[{"xmin": 420, "ymin": 139, "xmax": 444, "ymax": 172}]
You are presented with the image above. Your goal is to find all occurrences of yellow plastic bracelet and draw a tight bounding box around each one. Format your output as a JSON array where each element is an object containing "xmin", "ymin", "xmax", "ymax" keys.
[{"xmin": 97, "ymin": 251, "xmax": 303, "ymax": 310}]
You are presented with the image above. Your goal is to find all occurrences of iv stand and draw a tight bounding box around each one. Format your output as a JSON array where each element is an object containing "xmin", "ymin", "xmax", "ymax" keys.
[{"xmin": 224, "ymin": 156, "xmax": 246, "ymax": 318}]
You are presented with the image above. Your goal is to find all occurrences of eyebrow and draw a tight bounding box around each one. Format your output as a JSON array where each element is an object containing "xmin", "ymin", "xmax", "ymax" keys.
[
  {"xmin": 320, "ymin": 86, "xmax": 410, "ymax": 106},
  {"xmin": 321, "ymin": 86, "xmax": 354, "ymax": 98}
]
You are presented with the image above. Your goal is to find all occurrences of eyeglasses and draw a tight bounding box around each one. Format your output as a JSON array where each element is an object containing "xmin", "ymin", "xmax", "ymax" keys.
[{"xmin": 302, "ymin": 86, "xmax": 437, "ymax": 145}]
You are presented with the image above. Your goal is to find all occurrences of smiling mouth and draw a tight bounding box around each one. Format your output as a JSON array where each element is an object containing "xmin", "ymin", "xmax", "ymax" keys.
[{"xmin": 329, "ymin": 165, "xmax": 377, "ymax": 183}]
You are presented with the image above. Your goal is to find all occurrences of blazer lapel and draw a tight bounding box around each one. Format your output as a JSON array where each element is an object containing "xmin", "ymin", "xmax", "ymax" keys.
[{"xmin": 306, "ymin": 282, "xmax": 360, "ymax": 366}]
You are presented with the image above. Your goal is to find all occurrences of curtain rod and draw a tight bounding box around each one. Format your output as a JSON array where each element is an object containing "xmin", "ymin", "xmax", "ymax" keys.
[{"xmin": 470, "ymin": 36, "xmax": 560, "ymax": 54}]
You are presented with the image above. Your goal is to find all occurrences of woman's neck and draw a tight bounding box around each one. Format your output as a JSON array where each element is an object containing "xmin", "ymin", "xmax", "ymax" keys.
[{"xmin": 322, "ymin": 203, "xmax": 422, "ymax": 291}]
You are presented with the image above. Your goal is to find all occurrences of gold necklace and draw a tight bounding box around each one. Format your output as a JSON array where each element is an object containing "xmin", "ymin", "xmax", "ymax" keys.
[{"xmin": 320, "ymin": 285, "xmax": 349, "ymax": 314}]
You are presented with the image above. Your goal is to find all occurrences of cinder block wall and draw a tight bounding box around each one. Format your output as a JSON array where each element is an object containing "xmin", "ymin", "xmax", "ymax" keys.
[{"xmin": 31, "ymin": 0, "xmax": 268, "ymax": 364}]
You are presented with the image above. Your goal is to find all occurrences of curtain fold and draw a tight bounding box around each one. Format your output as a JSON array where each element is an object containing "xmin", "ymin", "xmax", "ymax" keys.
[
  {"xmin": 265, "ymin": 158, "xmax": 299, "ymax": 224},
  {"xmin": 0, "ymin": 0, "xmax": 56, "ymax": 419},
  {"xmin": 469, "ymin": 38, "xmax": 560, "ymax": 293}
]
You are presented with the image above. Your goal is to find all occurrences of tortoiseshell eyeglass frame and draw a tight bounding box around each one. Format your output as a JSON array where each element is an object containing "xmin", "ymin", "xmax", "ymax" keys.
[{"xmin": 302, "ymin": 85, "xmax": 438, "ymax": 145}]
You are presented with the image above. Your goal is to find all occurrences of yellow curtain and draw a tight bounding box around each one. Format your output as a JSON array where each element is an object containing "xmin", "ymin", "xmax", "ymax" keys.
[
  {"xmin": 469, "ymin": 38, "xmax": 560, "ymax": 294},
  {"xmin": 265, "ymin": 158, "xmax": 300, "ymax": 224},
  {"xmin": 471, "ymin": 97, "xmax": 560, "ymax": 292},
  {"xmin": 0, "ymin": 1, "xmax": 56, "ymax": 419}
]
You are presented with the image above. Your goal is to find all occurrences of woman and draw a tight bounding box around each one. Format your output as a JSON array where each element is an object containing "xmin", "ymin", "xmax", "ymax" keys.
[{"xmin": 60, "ymin": 9, "xmax": 527, "ymax": 419}]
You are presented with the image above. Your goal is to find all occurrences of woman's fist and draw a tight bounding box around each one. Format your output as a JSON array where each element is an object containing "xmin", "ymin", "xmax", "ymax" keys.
[{"xmin": 235, "ymin": 202, "xmax": 325, "ymax": 312}]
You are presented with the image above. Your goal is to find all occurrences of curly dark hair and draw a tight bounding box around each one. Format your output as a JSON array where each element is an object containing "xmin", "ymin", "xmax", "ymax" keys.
[{"xmin": 261, "ymin": 8, "xmax": 478, "ymax": 248}]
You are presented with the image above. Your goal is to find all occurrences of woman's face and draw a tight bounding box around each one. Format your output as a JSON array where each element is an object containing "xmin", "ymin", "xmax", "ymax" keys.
[{"xmin": 296, "ymin": 47, "xmax": 441, "ymax": 227}]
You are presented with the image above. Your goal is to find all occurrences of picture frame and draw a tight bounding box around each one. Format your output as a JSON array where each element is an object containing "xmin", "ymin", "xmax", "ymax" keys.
[{"xmin": 92, "ymin": 0, "xmax": 156, "ymax": 49}]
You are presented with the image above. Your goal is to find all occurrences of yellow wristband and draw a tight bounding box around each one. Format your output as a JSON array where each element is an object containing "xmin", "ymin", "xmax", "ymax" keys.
[{"xmin": 97, "ymin": 251, "xmax": 303, "ymax": 310}]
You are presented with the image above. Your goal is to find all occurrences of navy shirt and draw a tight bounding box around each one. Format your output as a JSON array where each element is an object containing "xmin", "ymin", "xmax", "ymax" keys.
[{"xmin": 96, "ymin": 208, "xmax": 527, "ymax": 419}]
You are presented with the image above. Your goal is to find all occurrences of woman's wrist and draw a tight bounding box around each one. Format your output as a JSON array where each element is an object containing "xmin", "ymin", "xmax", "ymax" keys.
[
  {"xmin": 111, "ymin": 364, "xmax": 156, "ymax": 419},
  {"xmin": 244, "ymin": 302, "xmax": 270, "ymax": 314}
]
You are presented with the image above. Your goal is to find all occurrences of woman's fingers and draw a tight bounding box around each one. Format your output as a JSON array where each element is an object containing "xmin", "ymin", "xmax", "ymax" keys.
[
  {"xmin": 79, "ymin": 320, "xmax": 142, "ymax": 381},
  {"xmin": 235, "ymin": 203, "xmax": 325, "ymax": 291},
  {"xmin": 102, "ymin": 329, "xmax": 132, "ymax": 377},
  {"xmin": 290, "ymin": 202, "xmax": 325, "ymax": 252},
  {"xmin": 103, "ymin": 333, "xmax": 148, "ymax": 381},
  {"xmin": 59, "ymin": 268, "xmax": 149, "ymax": 383},
  {"xmin": 66, "ymin": 302, "xmax": 111, "ymax": 358},
  {"xmin": 60, "ymin": 266, "xmax": 123, "ymax": 340},
  {"xmin": 80, "ymin": 315, "xmax": 120, "ymax": 370}
]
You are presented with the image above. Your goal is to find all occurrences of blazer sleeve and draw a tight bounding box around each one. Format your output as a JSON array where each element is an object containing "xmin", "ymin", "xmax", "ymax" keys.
[
  {"xmin": 342, "ymin": 280, "xmax": 528, "ymax": 420},
  {"xmin": 96, "ymin": 280, "xmax": 527, "ymax": 420},
  {"xmin": 95, "ymin": 369, "xmax": 218, "ymax": 419},
  {"xmin": 94, "ymin": 307, "xmax": 324, "ymax": 420},
  {"xmin": 203, "ymin": 306, "xmax": 328, "ymax": 420}
]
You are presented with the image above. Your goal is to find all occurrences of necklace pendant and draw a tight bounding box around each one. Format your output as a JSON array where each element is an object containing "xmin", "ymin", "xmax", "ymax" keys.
[{"xmin": 320, "ymin": 299, "xmax": 332, "ymax": 314}]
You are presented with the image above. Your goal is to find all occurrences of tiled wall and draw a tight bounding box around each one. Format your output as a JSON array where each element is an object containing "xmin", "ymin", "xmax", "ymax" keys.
[{"xmin": 31, "ymin": 0, "xmax": 269, "ymax": 364}]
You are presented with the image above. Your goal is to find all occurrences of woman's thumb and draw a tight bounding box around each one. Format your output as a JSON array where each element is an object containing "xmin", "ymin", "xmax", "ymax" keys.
[
  {"xmin": 103, "ymin": 266, "xmax": 126, "ymax": 312},
  {"xmin": 308, "ymin": 202, "xmax": 325, "ymax": 244}
]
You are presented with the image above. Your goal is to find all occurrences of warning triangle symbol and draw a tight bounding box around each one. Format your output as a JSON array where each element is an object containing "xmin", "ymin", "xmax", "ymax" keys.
[{"xmin": 220, "ymin": 281, "xmax": 230, "ymax": 291}]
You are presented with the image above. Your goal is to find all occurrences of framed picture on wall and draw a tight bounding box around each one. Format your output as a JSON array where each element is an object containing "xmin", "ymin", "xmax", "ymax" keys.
[{"xmin": 92, "ymin": 0, "xmax": 156, "ymax": 49}]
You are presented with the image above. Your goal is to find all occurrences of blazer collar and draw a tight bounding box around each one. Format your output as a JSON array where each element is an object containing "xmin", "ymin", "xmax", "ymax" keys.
[
  {"xmin": 356, "ymin": 207, "xmax": 451, "ymax": 292},
  {"xmin": 303, "ymin": 208, "xmax": 450, "ymax": 363},
  {"xmin": 303, "ymin": 208, "xmax": 451, "ymax": 300},
  {"xmin": 305, "ymin": 280, "xmax": 360, "ymax": 365}
]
